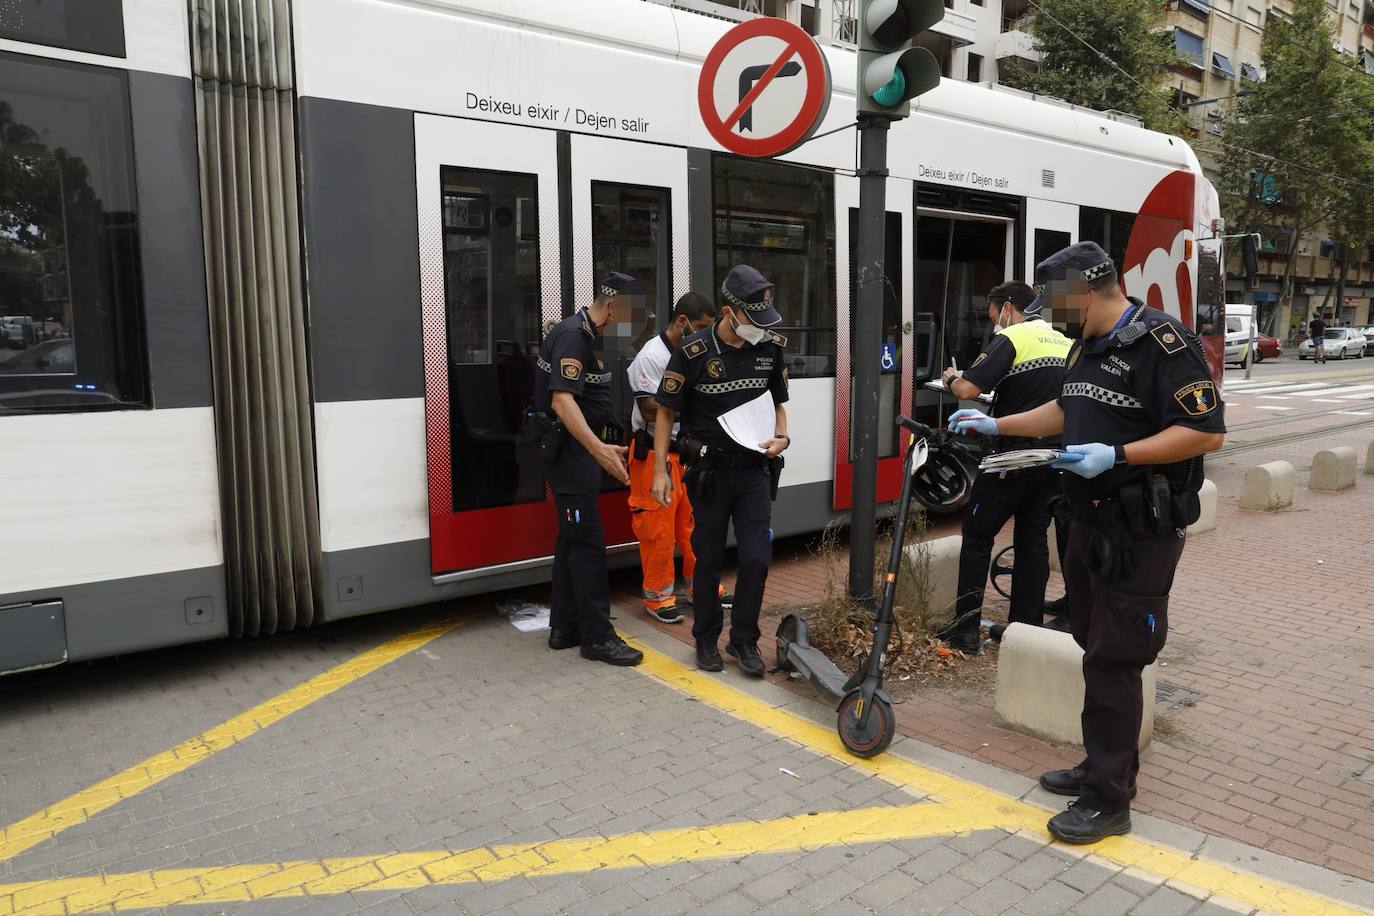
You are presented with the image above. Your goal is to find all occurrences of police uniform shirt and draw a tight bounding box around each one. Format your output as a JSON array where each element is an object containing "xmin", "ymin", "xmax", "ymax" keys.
[
  {"xmin": 654, "ymin": 320, "xmax": 788, "ymax": 452},
  {"xmin": 961, "ymin": 317, "xmax": 1071, "ymax": 419},
  {"xmin": 534, "ymin": 309, "xmax": 615, "ymax": 489},
  {"xmin": 1058, "ymin": 299, "xmax": 1226, "ymax": 501},
  {"xmin": 627, "ymin": 331, "xmax": 678, "ymax": 437}
]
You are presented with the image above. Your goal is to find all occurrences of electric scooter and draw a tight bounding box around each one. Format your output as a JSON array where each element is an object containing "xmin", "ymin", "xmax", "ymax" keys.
[{"xmin": 774, "ymin": 416, "xmax": 932, "ymax": 758}]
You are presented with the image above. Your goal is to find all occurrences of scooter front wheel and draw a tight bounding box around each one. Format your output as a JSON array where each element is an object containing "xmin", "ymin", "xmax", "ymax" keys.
[{"xmin": 836, "ymin": 692, "xmax": 895, "ymax": 758}]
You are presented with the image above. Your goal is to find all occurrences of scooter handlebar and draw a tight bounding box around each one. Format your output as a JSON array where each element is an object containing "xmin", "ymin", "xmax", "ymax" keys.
[{"xmin": 896, "ymin": 416, "xmax": 933, "ymax": 437}]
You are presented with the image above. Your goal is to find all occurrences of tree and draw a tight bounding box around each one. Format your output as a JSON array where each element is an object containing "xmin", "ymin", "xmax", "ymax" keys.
[
  {"xmin": 1216, "ymin": 0, "xmax": 1369, "ymax": 325},
  {"xmin": 1004, "ymin": 0, "xmax": 1184, "ymax": 134}
]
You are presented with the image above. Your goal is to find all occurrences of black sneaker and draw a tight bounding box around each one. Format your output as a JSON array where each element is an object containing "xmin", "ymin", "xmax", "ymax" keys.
[
  {"xmin": 696, "ymin": 640, "xmax": 723, "ymax": 672},
  {"xmin": 647, "ymin": 605, "xmax": 684, "ymax": 624},
  {"xmin": 1039, "ymin": 764, "xmax": 1137, "ymax": 799},
  {"xmin": 548, "ymin": 628, "xmax": 581, "ymax": 650},
  {"xmin": 580, "ymin": 636, "xmax": 643, "ymax": 667},
  {"xmin": 1047, "ymin": 801, "xmax": 1131, "ymax": 844},
  {"xmin": 989, "ymin": 624, "xmax": 1007, "ymax": 643},
  {"xmin": 720, "ymin": 592, "xmax": 735, "ymax": 610},
  {"xmin": 725, "ymin": 642, "xmax": 765, "ymax": 677}
]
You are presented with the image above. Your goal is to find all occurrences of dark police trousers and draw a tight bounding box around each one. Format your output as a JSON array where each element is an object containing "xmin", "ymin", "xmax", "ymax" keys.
[
  {"xmin": 550, "ymin": 491, "xmax": 615, "ymax": 644},
  {"xmin": 951, "ymin": 465, "xmax": 1057, "ymax": 637},
  {"xmin": 1063, "ymin": 522, "xmax": 1184, "ymax": 812},
  {"xmin": 689, "ymin": 466, "xmax": 771, "ymax": 646}
]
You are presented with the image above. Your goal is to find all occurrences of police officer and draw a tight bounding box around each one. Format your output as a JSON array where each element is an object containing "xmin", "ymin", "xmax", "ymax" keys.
[
  {"xmin": 950, "ymin": 242, "xmax": 1225, "ymax": 844},
  {"xmin": 534, "ymin": 272, "xmax": 643, "ymax": 667},
  {"xmin": 939, "ymin": 281, "xmax": 1072, "ymax": 654},
  {"xmin": 650, "ymin": 265, "xmax": 790, "ymax": 677}
]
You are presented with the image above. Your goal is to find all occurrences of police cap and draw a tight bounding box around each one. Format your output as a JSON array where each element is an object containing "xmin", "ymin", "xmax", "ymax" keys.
[
  {"xmin": 721, "ymin": 264, "xmax": 782, "ymax": 328},
  {"xmin": 1027, "ymin": 241, "xmax": 1116, "ymax": 314},
  {"xmin": 597, "ymin": 271, "xmax": 647, "ymax": 298}
]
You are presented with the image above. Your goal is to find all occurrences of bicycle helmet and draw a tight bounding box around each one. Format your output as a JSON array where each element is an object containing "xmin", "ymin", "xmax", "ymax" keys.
[{"xmin": 910, "ymin": 447, "xmax": 973, "ymax": 515}]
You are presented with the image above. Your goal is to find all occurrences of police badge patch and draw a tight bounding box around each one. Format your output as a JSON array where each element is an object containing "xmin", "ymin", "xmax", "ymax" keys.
[
  {"xmin": 1067, "ymin": 345, "xmax": 1082, "ymax": 369},
  {"xmin": 683, "ymin": 339, "xmax": 707, "ymax": 359},
  {"xmin": 706, "ymin": 358, "xmax": 725, "ymax": 379},
  {"xmin": 1173, "ymin": 380, "xmax": 1218, "ymax": 416},
  {"xmin": 971, "ymin": 352, "xmax": 988, "ymax": 368},
  {"xmin": 662, "ymin": 371, "xmax": 684, "ymax": 394},
  {"xmin": 559, "ymin": 358, "xmax": 583, "ymax": 380}
]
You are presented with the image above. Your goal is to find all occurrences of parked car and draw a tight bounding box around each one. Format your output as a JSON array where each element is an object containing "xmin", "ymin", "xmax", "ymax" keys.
[
  {"xmin": 0, "ymin": 338, "xmax": 73, "ymax": 373},
  {"xmin": 1360, "ymin": 325, "xmax": 1374, "ymax": 355},
  {"xmin": 1253, "ymin": 333, "xmax": 1281, "ymax": 363},
  {"xmin": 1300, "ymin": 327, "xmax": 1367, "ymax": 360}
]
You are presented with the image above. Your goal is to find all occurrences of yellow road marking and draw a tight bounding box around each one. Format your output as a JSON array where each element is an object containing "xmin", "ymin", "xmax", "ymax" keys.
[
  {"xmin": 0, "ymin": 616, "xmax": 465, "ymax": 865},
  {"xmin": 0, "ymin": 803, "xmax": 991, "ymax": 913},
  {"xmin": 627, "ymin": 637, "xmax": 1372, "ymax": 916}
]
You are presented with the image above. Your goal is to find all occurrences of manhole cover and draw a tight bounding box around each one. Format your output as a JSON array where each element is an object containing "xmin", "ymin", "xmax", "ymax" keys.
[{"xmin": 1155, "ymin": 680, "xmax": 1203, "ymax": 716}]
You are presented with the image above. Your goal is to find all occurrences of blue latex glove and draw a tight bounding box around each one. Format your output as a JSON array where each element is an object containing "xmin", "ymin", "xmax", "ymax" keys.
[
  {"xmin": 1053, "ymin": 443, "xmax": 1117, "ymax": 478},
  {"xmin": 948, "ymin": 408, "xmax": 997, "ymax": 436}
]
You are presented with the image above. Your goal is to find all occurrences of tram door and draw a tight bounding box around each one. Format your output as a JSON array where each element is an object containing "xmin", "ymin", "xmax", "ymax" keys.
[
  {"xmin": 831, "ymin": 176, "xmax": 915, "ymax": 510},
  {"xmin": 568, "ymin": 136, "xmax": 690, "ymax": 549},
  {"xmin": 916, "ymin": 209, "xmax": 1015, "ymax": 383},
  {"xmin": 416, "ymin": 116, "xmax": 689, "ymax": 575}
]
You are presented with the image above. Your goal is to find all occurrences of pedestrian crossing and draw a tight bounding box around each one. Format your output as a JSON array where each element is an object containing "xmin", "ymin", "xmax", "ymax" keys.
[{"xmin": 1223, "ymin": 378, "xmax": 1374, "ymax": 415}]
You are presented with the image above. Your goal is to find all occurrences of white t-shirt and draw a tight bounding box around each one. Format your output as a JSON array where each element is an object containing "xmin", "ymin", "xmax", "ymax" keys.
[{"xmin": 627, "ymin": 332, "xmax": 679, "ymax": 436}]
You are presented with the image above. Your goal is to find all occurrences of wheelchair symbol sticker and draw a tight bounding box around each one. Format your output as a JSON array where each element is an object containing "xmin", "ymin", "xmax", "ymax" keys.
[{"xmin": 880, "ymin": 343, "xmax": 897, "ymax": 374}]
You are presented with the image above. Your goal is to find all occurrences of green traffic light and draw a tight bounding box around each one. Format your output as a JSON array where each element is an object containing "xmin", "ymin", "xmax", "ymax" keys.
[{"xmin": 871, "ymin": 68, "xmax": 906, "ymax": 108}]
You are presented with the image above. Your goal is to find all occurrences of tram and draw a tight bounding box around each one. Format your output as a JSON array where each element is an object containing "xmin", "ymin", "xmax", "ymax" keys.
[{"xmin": 0, "ymin": 0, "xmax": 1225, "ymax": 674}]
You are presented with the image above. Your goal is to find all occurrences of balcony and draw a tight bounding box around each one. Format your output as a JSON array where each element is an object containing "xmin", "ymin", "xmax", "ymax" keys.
[{"xmin": 996, "ymin": 27, "xmax": 1040, "ymax": 65}]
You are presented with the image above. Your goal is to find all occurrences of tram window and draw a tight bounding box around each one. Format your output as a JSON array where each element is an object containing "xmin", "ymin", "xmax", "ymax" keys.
[
  {"xmin": 591, "ymin": 182, "xmax": 671, "ymax": 491},
  {"xmin": 917, "ymin": 216, "xmax": 1008, "ymax": 374},
  {"xmin": 0, "ymin": 1, "xmax": 125, "ymax": 57},
  {"xmin": 713, "ymin": 156, "xmax": 836, "ymax": 378},
  {"xmin": 440, "ymin": 166, "xmax": 544, "ymax": 512},
  {"xmin": 1078, "ymin": 206, "xmax": 1137, "ymax": 276},
  {"xmin": 1034, "ymin": 229, "xmax": 1070, "ymax": 272},
  {"xmin": 0, "ymin": 53, "xmax": 147, "ymax": 414}
]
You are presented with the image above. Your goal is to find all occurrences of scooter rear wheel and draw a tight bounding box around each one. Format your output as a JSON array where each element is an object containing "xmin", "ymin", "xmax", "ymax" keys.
[{"xmin": 836, "ymin": 692, "xmax": 895, "ymax": 758}]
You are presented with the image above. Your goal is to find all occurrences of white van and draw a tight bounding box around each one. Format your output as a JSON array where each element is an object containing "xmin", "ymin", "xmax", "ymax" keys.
[{"xmin": 1223, "ymin": 303, "xmax": 1253, "ymax": 367}]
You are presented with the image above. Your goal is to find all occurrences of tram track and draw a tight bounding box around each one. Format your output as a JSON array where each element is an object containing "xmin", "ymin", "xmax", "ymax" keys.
[{"xmin": 1214, "ymin": 414, "xmax": 1374, "ymax": 458}]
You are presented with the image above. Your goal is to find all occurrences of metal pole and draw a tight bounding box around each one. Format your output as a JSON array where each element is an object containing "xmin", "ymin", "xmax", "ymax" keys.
[
  {"xmin": 848, "ymin": 114, "xmax": 889, "ymax": 609},
  {"xmin": 1244, "ymin": 256, "xmax": 1256, "ymax": 381}
]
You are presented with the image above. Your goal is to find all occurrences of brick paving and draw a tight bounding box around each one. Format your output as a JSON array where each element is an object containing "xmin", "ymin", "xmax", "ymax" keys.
[{"xmin": 634, "ymin": 360, "xmax": 1374, "ymax": 885}]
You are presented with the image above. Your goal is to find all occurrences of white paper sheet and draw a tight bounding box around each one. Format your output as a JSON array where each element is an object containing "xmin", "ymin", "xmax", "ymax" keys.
[{"xmin": 717, "ymin": 391, "xmax": 776, "ymax": 454}]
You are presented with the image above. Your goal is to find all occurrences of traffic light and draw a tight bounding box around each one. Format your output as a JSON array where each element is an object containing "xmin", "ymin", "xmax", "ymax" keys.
[{"xmin": 857, "ymin": 0, "xmax": 945, "ymax": 119}]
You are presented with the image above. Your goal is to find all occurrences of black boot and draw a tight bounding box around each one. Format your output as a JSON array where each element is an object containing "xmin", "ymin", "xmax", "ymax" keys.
[
  {"xmin": 548, "ymin": 628, "xmax": 581, "ymax": 650},
  {"xmin": 936, "ymin": 620, "xmax": 981, "ymax": 655},
  {"xmin": 1039, "ymin": 763, "xmax": 1136, "ymax": 799},
  {"xmin": 580, "ymin": 635, "xmax": 643, "ymax": 666},
  {"xmin": 1047, "ymin": 802, "xmax": 1131, "ymax": 844},
  {"xmin": 696, "ymin": 640, "xmax": 723, "ymax": 672},
  {"xmin": 726, "ymin": 641, "xmax": 765, "ymax": 677}
]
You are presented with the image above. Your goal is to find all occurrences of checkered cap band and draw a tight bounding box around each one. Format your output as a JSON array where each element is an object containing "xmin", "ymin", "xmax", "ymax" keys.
[
  {"xmin": 694, "ymin": 377, "xmax": 769, "ymax": 396},
  {"xmin": 599, "ymin": 285, "xmax": 619, "ymax": 298},
  {"xmin": 1005, "ymin": 356, "xmax": 1066, "ymax": 377},
  {"xmin": 1062, "ymin": 382, "xmax": 1143, "ymax": 409},
  {"xmin": 721, "ymin": 285, "xmax": 771, "ymax": 312},
  {"xmin": 1081, "ymin": 260, "xmax": 1115, "ymax": 282}
]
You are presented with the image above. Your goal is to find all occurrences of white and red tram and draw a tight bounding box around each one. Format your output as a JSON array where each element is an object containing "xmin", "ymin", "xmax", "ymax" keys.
[{"xmin": 0, "ymin": 0, "xmax": 1224, "ymax": 673}]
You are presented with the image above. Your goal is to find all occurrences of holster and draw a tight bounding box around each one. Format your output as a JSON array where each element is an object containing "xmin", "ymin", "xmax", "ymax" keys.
[
  {"xmin": 523, "ymin": 410, "xmax": 565, "ymax": 463},
  {"xmin": 633, "ymin": 428, "xmax": 652, "ymax": 461},
  {"xmin": 768, "ymin": 456, "xmax": 784, "ymax": 501}
]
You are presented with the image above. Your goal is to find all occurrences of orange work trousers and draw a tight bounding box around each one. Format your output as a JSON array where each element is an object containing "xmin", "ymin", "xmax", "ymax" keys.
[{"xmin": 628, "ymin": 449, "xmax": 696, "ymax": 611}]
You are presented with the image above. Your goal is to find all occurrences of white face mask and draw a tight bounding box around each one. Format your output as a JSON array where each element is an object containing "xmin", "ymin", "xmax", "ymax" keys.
[
  {"xmin": 996, "ymin": 307, "xmax": 1012, "ymax": 331},
  {"xmin": 730, "ymin": 311, "xmax": 768, "ymax": 346}
]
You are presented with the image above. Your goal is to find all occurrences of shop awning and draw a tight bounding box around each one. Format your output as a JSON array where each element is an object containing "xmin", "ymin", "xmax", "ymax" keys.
[{"xmin": 1211, "ymin": 51, "xmax": 1236, "ymax": 79}]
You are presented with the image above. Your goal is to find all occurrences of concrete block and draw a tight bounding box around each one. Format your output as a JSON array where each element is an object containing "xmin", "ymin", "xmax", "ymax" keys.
[
  {"xmin": 1310, "ymin": 446, "xmax": 1357, "ymax": 491},
  {"xmin": 1186, "ymin": 479, "xmax": 1218, "ymax": 536},
  {"xmin": 1239, "ymin": 461, "xmax": 1294, "ymax": 511},
  {"xmin": 994, "ymin": 623, "xmax": 1155, "ymax": 749},
  {"xmin": 1367, "ymin": 441, "xmax": 1374, "ymax": 475},
  {"xmin": 907, "ymin": 534, "xmax": 961, "ymax": 616}
]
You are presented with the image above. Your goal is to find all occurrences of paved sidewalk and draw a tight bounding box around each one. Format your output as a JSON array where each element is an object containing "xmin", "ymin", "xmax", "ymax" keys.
[
  {"xmin": 1, "ymin": 595, "xmax": 1372, "ymax": 912},
  {"xmin": 638, "ymin": 405, "xmax": 1374, "ymax": 887}
]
